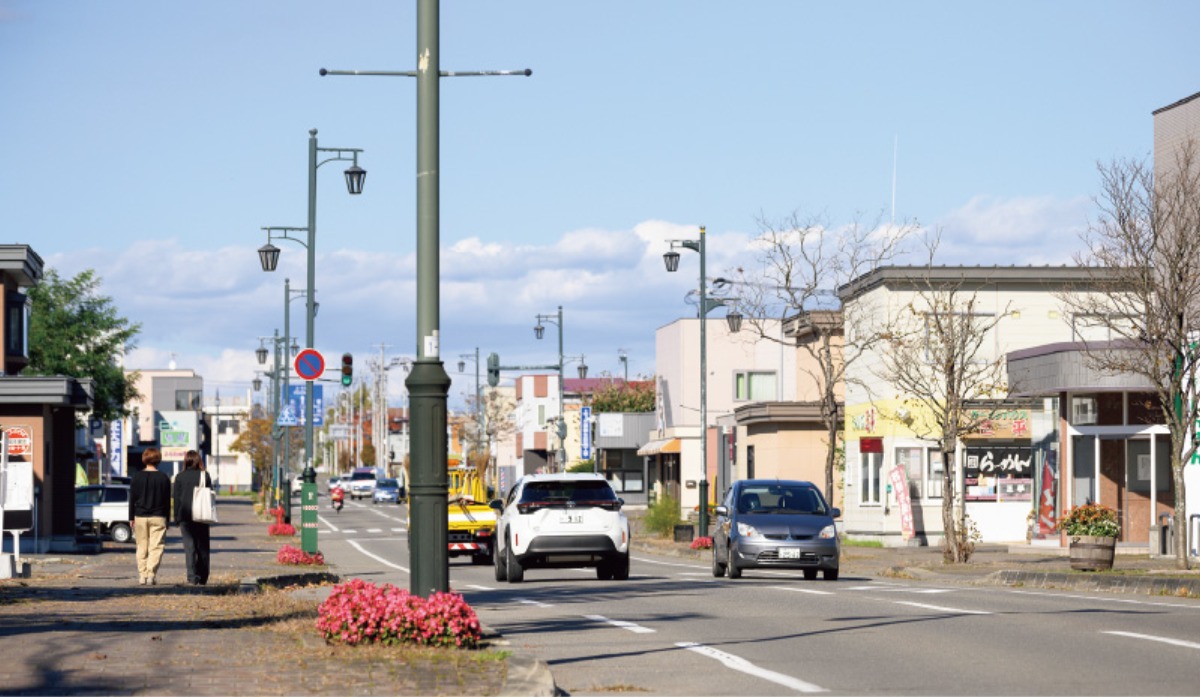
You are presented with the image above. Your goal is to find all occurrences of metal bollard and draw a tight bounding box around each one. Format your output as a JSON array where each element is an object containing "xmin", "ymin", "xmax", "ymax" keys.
[{"xmin": 1159, "ymin": 513, "xmax": 1174, "ymax": 556}]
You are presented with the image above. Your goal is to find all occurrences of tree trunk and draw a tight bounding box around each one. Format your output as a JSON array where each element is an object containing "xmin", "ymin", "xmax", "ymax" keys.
[
  {"xmin": 941, "ymin": 449, "xmax": 961, "ymax": 563},
  {"xmin": 1174, "ymin": 464, "xmax": 1191, "ymax": 570},
  {"xmin": 825, "ymin": 416, "xmax": 838, "ymax": 507}
]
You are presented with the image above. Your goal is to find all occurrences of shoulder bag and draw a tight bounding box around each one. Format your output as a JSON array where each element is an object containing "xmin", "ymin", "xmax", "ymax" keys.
[{"xmin": 191, "ymin": 472, "xmax": 218, "ymax": 524}]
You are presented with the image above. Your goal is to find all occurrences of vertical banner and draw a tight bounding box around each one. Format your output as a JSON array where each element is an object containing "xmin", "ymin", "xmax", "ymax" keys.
[
  {"xmin": 110, "ymin": 419, "xmax": 124, "ymax": 477},
  {"xmin": 1037, "ymin": 451, "xmax": 1058, "ymax": 536},
  {"xmin": 888, "ymin": 465, "xmax": 915, "ymax": 539},
  {"xmin": 300, "ymin": 483, "xmax": 319, "ymax": 554},
  {"xmin": 580, "ymin": 406, "xmax": 592, "ymax": 460}
]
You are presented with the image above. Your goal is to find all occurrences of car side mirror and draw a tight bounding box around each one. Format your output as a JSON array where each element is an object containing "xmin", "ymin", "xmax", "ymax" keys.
[
  {"xmin": 830, "ymin": 507, "xmax": 841, "ymax": 518},
  {"xmin": 715, "ymin": 505, "xmax": 729, "ymax": 517},
  {"xmin": 488, "ymin": 499, "xmax": 504, "ymax": 511}
]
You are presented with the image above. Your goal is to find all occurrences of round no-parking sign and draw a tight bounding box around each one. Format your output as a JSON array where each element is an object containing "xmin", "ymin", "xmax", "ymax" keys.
[
  {"xmin": 6, "ymin": 426, "xmax": 32, "ymax": 457},
  {"xmin": 294, "ymin": 348, "xmax": 325, "ymax": 381}
]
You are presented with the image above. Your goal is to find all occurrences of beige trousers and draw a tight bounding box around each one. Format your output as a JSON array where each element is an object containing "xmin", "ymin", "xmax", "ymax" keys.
[{"xmin": 134, "ymin": 516, "xmax": 168, "ymax": 580}]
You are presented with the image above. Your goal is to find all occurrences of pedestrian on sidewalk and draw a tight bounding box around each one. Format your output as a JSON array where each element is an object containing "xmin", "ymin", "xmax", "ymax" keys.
[
  {"xmin": 129, "ymin": 447, "xmax": 171, "ymax": 585},
  {"xmin": 173, "ymin": 450, "xmax": 212, "ymax": 585}
]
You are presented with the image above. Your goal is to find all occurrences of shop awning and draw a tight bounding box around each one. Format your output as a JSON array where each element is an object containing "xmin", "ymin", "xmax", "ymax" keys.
[{"xmin": 637, "ymin": 438, "xmax": 681, "ymax": 456}]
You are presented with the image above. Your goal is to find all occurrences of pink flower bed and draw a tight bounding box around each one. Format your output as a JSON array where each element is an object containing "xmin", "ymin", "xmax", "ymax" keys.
[
  {"xmin": 277, "ymin": 544, "xmax": 325, "ymax": 566},
  {"xmin": 268, "ymin": 522, "xmax": 296, "ymax": 536},
  {"xmin": 316, "ymin": 578, "xmax": 482, "ymax": 649},
  {"xmin": 690, "ymin": 536, "xmax": 713, "ymax": 550}
]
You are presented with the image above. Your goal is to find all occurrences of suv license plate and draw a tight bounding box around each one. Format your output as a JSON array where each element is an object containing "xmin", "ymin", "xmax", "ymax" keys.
[
  {"xmin": 779, "ymin": 547, "xmax": 801, "ymax": 560},
  {"xmin": 560, "ymin": 513, "xmax": 583, "ymax": 524}
]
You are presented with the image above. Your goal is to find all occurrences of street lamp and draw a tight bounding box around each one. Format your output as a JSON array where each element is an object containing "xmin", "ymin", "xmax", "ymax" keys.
[
  {"xmin": 534, "ymin": 306, "xmax": 568, "ymax": 471},
  {"xmin": 664, "ymin": 226, "xmax": 741, "ymax": 538},
  {"xmin": 260, "ymin": 128, "xmax": 365, "ymax": 555},
  {"xmin": 458, "ymin": 348, "xmax": 484, "ymax": 465},
  {"xmin": 255, "ymin": 331, "xmax": 287, "ymax": 511},
  {"xmin": 618, "ymin": 348, "xmax": 628, "ymax": 382}
]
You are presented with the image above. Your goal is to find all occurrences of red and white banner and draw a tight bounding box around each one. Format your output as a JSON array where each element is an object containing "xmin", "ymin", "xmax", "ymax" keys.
[
  {"xmin": 1037, "ymin": 454, "xmax": 1058, "ymax": 536},
  {"xmin": 888, "ymin": 465, "xmax": 915, "ymax": 539}
]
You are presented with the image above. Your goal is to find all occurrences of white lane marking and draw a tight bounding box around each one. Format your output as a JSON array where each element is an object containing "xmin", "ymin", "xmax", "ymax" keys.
[
  {"xmin": 367, "ymin": 528, "xmax": 383, "ymax": 533},
  {"xmin": 676, "ymin": 642, "xmax": 828, "ymax": 693},
  {"xmin": 342, "ymin": 529, "xmax": 357, "ymax": 534},
  {"xmin": 633, "ymin": 556, "xmax": 707, "ymax": 570},
  {"xmin": 518, "ymin": 598, "xmax": 555, "ymax": 608},
  {"xmin": 391, "ymin": 528, "xmax": 407, "ymax": 533},
  {"xmin": 462, "ymin": 584, "xmax": 494, "ymax": 591},
  {"xmin": 346, "ymin": 539, "xmax": 409, "ymax": 573},
  {"xmin": 771, "ymin": 585, "xmax": 834, "ymax": 596},
  {"xmin": 845, "ymin": 585, "xmax": 953, "ymax": 594},
  {"xmin": 1103, "ymin": 631, "xmax": 1200, "ymax": 651},
  {"xmin": 584, "ymin": 614, "xmax": 655, "ymax": 634},
  {"xmin": 893, "ymin": 601, "xmax": 991, "ymax": 615},
  {"xmin": 319, "ymin": 516, "xmax": 340, "ymax": 532}
]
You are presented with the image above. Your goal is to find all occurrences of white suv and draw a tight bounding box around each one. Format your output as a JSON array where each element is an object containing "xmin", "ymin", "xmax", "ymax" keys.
[{"xmin": 490, "ymin": 473, "xmax": 630, "ymax": 583}]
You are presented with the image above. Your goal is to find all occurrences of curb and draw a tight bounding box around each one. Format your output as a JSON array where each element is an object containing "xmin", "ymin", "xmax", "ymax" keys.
[{"xmin": 499, "ymin": 654, "xmax": 558, "ymax": 697}]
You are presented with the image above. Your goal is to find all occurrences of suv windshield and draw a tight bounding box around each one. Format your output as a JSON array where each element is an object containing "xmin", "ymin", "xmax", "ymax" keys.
[
  {"xmin": 351, "ymin": 472, "xmax": 375, "ymax": 481},
  {"xmin": 735, "ymin": 485, "xmax": 826, "ymax": 515}
]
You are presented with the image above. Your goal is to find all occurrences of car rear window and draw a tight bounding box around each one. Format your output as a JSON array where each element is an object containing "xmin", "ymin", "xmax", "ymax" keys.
[
  {"xmin": 378, "ymin": 479, "xmax": 397, "ymax": 488},
  {"xmin": 351, "ymin": 471, "xmax": 375, "ymax": 481},
  {"xmin": 519, "ymin": 480, "xmax": 617, "ymax": 505}
]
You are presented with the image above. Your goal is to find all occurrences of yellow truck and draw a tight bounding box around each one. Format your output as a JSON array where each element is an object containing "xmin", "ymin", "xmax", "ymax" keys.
[{"xmin": 447, "ymin": 458, "xmax": 496, "ymax": 565}]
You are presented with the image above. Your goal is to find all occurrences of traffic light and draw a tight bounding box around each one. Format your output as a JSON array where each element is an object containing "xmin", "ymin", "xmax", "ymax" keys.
[
  {"xmin": 487, "ymin": 352, "xmax": 500, "ymax": 387},
  {"xmin": 341, "ymin": 353, "xmax": 353, "ymax": 386}
]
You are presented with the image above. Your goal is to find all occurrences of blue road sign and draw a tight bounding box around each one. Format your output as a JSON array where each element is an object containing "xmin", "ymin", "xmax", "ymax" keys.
[
  {"xmin": 287, "ymin": 384, "xmax": 324, "ymax": 427},
  {"xmin": 581, "ymin": 406, "xmax": 592, "ymax": 460}
]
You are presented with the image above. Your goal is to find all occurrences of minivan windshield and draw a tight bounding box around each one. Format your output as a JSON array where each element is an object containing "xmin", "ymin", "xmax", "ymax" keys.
[
  {"xmin": 351, "ymin": 471, "xmax": 375, "ymax": 481},
  {"xmin": 735, "ymin": 485, "xmax": 827, "ymax": 515}
]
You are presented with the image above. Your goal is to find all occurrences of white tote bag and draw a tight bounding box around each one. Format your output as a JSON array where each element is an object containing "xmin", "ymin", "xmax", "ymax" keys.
[{"xmin": 191, "ymin": 472, "xmax": 218, "ymax": 524}]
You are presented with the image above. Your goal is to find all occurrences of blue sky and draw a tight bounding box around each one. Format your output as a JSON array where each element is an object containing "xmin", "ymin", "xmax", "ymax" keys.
[{"xmin": 3, "ymin": 1, "xmax": 1198, "ymax": 410}]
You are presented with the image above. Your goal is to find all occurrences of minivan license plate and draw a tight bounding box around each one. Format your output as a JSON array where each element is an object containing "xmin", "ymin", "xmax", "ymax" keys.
[
  {"xmin": 779, "ymin": 547, "xmax": 801, "ymax": 559},
  {"xmin": 561, "ymin": 513, "xmax": 583, "ymax": 524}
]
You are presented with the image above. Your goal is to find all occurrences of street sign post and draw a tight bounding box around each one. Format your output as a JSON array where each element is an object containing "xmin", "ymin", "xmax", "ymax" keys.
[
  {"xmin": 294, "ymin": 348, "xmax": 325, "ymax": 382},
  {"xmin": 287, "ymin": 385, "xmax": 324, "ymax": 427}
]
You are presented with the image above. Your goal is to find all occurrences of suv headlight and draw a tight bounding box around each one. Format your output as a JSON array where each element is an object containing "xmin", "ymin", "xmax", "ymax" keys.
[
  {"xmin": 818, "ymin": 524, "xmax": 836, "ymax": 539},
  {"xmin": 736, "ymin": 521, "xmax": 760, "ymax": 538}
]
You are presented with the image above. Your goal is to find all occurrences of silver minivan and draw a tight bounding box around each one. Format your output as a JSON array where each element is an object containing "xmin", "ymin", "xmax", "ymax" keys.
[{"xmin": 712, "ymin": 479, "xmax": 840, "ymax": 580}]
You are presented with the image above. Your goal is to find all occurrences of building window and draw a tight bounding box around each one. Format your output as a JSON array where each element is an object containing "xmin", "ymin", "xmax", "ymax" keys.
[
  {"xmin": 734, "ymin": 371, "xmax": 776, "ymax": 401},
  {"xmin": 176, "ymin": 390, "xmax": 201, "ymax": 410},
  {"xmin": 860, "ymin": 451, "xmax": 882, "ymax": 505},
  {"xmin": 895, "ymin": 447, "xmax": 944, "ymax": 500},
  {"xmin": 5, "ymin": 291, "xmax": 29, "ymax": 358},
  {"xmin": 927, "ymin": 450, "xmax": 944, "ymax": 498},
  {"xmin": 218, "ymin": 419, "xmax": 240, "ymax": 435}
]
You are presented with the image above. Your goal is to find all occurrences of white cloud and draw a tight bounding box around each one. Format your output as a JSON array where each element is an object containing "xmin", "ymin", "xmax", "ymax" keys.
[{"xmin": 931, "ymin": 194, "xmax": 1091, "ymax": 265}]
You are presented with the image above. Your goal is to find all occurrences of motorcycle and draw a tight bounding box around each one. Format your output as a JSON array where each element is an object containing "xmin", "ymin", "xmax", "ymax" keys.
[{"xmin": 331, "ymin": 486, "xmax": 345, "ymax": 514}]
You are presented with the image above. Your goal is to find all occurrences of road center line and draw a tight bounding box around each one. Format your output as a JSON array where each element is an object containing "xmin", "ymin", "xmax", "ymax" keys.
[
  {"xmin": 675, "ymin": 642, "xmax": 828, "ymax": 693},
  {"xmin": 517, "ymin": 598, "xmax": 555, "ymax": 608},
  {"xmin": 1103, "ymin": 631, "xmax": 1200, "ymax": 651},
  {"xmin": 346, "ymin": 539, "xmax": 409, "ymax": 573},
  {"xmin": 893, "ymin": 600, "xmax": 991, "ymax": 615},
  {"xmin": 584, "ymin": 614, "xmax": 655, "ymax": 634}
]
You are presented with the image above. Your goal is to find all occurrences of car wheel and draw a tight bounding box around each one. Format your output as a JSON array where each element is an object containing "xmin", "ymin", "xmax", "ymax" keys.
[
  {"xmin": 803, "ymin": 568, "xmax": 818, "ymax": 581},
  {"xmin": 596, "ymin": 563, "xmax": 614, "ymax": 581},
  {"xmin": 823, "ymin": 568, "xmax": 839, "ymax": 581},
  {"xmin": 505, "ymin": 537, "xmax": 524, "ymax": 583},
  {"xmin": 110, "ymin": 522, "xmax": 132, "ymax": 544},
  {"xmin": 493, "ymin": 541, "xmax": 507, "ymax": 582},
  {"xmin": 471, "ymin": 548, "xmax": 491, "ymax": 566},
  {"xmin": 711, "ymin": 545, "xmax": 726, "ymax": 577},
  {"xmin": 726, "ymin": 549, "xmax": 742, "ymax": 579},
  {"xmin": 612, "ymin": 552, "xmax": 630, "ymax": 581}
]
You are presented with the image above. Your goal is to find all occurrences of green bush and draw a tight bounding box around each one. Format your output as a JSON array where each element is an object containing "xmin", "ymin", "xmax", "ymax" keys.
[
  {"xmin": 643, "ymin": 495, "xmax": 683, "ymax": 537},
  {"xmin": 567, "ymin": 460, "xmax": 594, "ymax": 473}
]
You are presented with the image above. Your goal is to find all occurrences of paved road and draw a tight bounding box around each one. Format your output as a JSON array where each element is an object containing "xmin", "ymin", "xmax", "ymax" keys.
[{"xmin": 320, "ymin": 499, "xmax": 1200, "ymax": 696}]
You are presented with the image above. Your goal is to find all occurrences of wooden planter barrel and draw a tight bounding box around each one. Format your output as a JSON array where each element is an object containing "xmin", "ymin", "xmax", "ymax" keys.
[{"xmin": 1069, "ymin": 535, "xmax": 1116, "ymax": 571}]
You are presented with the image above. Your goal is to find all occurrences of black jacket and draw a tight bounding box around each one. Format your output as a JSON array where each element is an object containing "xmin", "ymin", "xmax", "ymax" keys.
[
  {"xmin": 173, "ymin": 468, "xmax": 212, "ymax": 524},
  {"xmin": 129, "ymin": 468, "xmax": 172, "ymax": 521}
]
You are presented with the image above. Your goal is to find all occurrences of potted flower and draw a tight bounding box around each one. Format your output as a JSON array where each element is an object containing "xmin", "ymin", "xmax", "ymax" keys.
[{"xmin": 1057, "ymin": 503, "xmax": 1119, "ymax": 571}]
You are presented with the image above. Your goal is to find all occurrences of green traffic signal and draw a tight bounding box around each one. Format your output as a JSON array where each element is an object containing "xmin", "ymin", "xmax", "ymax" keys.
[
  {"xmin": 341, "ymin": 352, "xmax": 353, "ymax": 386},
  {"xmin": 487, "ymin": 352, "xmax": 500, "ymax": 387}
]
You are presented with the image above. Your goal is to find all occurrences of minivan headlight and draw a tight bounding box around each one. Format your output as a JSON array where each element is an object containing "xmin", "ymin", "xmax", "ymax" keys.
[
  {"xmin": 818, "ymin": 524, "xmax": 837, "ymax": 539},
  {"xmin": 736, "ymin": 521, "xmax": 760, "ymax": 538}
]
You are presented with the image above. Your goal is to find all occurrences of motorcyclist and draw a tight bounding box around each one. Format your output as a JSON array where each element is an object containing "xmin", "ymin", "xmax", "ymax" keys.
[{"xmin": 331, "ymin": 484, "xmax": 345, "ymax": 512}]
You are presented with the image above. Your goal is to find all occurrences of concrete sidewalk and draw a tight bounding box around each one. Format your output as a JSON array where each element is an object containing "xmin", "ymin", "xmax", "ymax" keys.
[{"xmin": 0, "ymin": 497, "xmax": 554, "ymax": 696}]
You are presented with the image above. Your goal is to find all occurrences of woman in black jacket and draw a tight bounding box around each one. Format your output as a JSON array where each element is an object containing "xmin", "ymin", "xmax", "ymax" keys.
[{"xmin": 173, "ymin": 450, "xmax": 212, "ymax": 585}]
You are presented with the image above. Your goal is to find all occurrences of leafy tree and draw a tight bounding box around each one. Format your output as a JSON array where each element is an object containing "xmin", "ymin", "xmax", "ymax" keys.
[
  {"xmin": 229, "ymin": 416, "xmax": 275, "ymax": 501},
  {"xmin": 591, "ymin": 379, "xmax": 655, "ymax": 413},
  {"xmin": 1057, "ymin": 140, "xmax": 1200, "ymax": 569},
  {"xmin": 27, "ymin": 268, "xmax": 141, "ymax": 422}
]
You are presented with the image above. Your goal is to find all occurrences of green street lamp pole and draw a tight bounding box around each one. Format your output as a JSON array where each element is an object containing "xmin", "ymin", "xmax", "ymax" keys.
[
  {"xmin": 665, "ymin": 227, "xmax": 743, "ymax": 538},
  {"xmin": 258, "ymin": 130, "xmax": 364, "ymax": 555},
  {"xmin": 535, "ymin": 307, "xmax": 566, "ymax": 471},
  {"xmin": 318, "ymin": 0, "xmax": 530, "ymax": 595}
]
